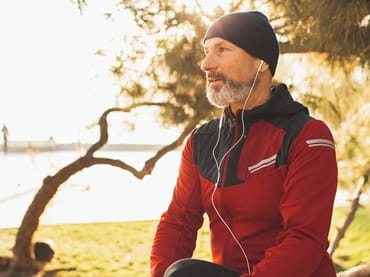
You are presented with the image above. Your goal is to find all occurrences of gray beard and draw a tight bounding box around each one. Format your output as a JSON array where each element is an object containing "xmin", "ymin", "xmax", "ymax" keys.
[{"xmin": 206, "ymin": 78, "xmax": 256, "ymax": 108}]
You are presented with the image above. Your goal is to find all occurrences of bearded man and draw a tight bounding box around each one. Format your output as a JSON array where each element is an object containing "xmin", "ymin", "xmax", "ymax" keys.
[{"xmin": 150, "ymin": 11, "xmax": 338, "ymax": 277}]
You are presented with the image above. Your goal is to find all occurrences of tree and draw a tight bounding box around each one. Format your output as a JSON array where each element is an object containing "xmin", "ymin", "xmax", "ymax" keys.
[
  {"xmin": 269, "ymin": 0, "xmax": 369, "ymax": 66},
  {"xmin": 71, "ymin": 0, "xmax": 369, "ymax": 130},
  {"xmin": 5, "ymin": 104, "xmax": 198, "ymax": 276}
]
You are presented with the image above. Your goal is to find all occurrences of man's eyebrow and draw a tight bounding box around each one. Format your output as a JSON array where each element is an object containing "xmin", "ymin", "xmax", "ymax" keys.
[{"xmin": 204, "ymin": 41, "xmax": 229, "ymax": 51}]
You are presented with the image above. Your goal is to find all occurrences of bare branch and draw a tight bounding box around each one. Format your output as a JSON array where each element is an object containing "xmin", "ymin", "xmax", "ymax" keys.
[
  {"xmin": 90, "ymin": 114, "xmax": 199, "ymax": 179},
  {"xmin": 10, "ymin": 101, "xmax": 200, "ymax": 275},
  {"xmin": 86, "ymin": 102, "xmax": 177, "ymax": 156}
]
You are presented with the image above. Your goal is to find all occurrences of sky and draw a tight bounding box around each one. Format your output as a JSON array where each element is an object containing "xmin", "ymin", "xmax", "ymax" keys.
[
  {"xmin": 0, "ymin": 0, "xmax": 316, "ymax": 145},
  {"xmin": 0, "ymin": 0, "xmax": 244, "ymax": 145},
  {"xmin": 0, "ymin": 0, "xmax": 181, "ymax": 144}
]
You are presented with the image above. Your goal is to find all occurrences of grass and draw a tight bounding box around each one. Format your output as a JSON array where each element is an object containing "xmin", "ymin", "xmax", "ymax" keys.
[
  {"xmin": 0, "ymin": 206, "xmax": 369, "ymax": 276},
  {"xmin": 330, "ymin": 205, "xmax": 370, "ymax": 272},
  {"xmin": 0, "ymin": 220, "xmax": 211, "ymax": 277}
]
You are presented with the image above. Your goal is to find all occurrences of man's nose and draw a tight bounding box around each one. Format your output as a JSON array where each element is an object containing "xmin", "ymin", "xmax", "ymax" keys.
[{"xmin": 200, "ymin": 53, "xmax": 217, "ymax": 72}]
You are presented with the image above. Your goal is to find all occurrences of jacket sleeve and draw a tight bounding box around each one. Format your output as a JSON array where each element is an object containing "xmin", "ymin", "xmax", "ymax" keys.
[
  {"xmin": 241, "ymin": 120, "xmax": 338, "ymax": 277},
  {"xmin": 150, "ymin": 131, "xmax": 205, "ymax": 277}
]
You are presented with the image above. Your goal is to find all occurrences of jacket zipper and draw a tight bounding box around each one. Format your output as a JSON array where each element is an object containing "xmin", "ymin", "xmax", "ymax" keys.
[
  {"xmin": 220, "ymin": 122, "xmax": 239, "ymax": 265},
  {"xmin": 220, "ymin": 122, "xmax": 239, "ymax": 188}
]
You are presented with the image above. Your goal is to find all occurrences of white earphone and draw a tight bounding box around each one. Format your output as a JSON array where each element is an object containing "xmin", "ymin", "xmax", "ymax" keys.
[
  {"xmin": 257, "ymin": 60, "xmax": 264, "ymax": 73},
  {"xmin": 210, "ymin": 59, "xmax": 265, "ymax": 275}
]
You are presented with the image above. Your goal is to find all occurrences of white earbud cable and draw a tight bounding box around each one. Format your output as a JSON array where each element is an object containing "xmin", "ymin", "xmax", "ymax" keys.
[{"xmin": 211, "ymin": 61, "xmax": 263, "ymax": 274}]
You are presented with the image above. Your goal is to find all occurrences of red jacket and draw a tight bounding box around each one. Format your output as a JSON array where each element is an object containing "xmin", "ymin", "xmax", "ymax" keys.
[{"xmin": 150, "ymin": 84, "xmax": 338, "ymax": 276}]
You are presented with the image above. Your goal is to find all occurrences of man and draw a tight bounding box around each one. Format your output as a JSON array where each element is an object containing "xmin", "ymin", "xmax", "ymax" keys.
[
  {"xmin": 150, "ymin": 11, "xmax": 337, "ymax": 277},
  {"xmin": 2, "ymin": 124, "xmax": 9, "ymax": 153}
]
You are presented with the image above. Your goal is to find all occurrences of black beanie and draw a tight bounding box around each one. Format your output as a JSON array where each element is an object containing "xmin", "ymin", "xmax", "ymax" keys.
[{"xmin": 203, "ymin": 11, "xmax": 279, "ymax": 76}]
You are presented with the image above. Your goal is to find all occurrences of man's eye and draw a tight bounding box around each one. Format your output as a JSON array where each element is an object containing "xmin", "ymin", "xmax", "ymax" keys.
[{"xmin": 218, "ymin": 47, "xmax": 227, "ymax": 53}]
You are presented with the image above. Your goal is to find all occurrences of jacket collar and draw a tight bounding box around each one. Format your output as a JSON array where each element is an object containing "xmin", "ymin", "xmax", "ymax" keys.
[{"xmin": 222, "ymin": 83, "xmax": 309, "ymax": 127}]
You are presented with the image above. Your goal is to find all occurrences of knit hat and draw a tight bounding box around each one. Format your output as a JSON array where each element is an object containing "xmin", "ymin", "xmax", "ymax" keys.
[{"xmin": 203, "ymin": 11, "xmax": 279, "ymax": 76}]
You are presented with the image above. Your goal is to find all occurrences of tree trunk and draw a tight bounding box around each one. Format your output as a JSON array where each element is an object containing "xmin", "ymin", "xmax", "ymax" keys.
[
  {"xmin": 328, "ymin": 168, "xmax": 370, "ymax": 257},
  {"xmin": 10, "ymin": 158, "xmax": 88, "ymax": 275},
  {"xmin": 328, "ymin": 178, "xmax": 364, "ymax": 256},
  {"xmin": 8, "ymin": 105, "xmax": 198, "ymax": 275}
]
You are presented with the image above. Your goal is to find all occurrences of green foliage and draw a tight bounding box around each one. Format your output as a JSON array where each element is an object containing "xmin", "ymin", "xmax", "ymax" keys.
[
  {"xmin": 71, "ymin": 0, "xmax": 370, "ymax": 194},
  {"xmin": 110, "ymin": 0, "xmax": 219, "ymax": 128},
  {"xmin": 270, "ymin": 0, "xmax": 369, "ymax": 67},
  {"xmin": 103, "ymin": 0, "xmax": 369, "ymax": 130},
  {"xmin": 73, "ymin": 0, "xmax": 370, "ymax": 239}
]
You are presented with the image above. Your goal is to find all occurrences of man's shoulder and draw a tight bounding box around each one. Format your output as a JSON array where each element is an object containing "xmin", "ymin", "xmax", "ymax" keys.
[
  {"xmin": 298, "ymin": 118, "xmax": 335, "ymax": 140},
  {"xmin": 194, "ymin": 117, "xmax": 220, "ymax": 135}
]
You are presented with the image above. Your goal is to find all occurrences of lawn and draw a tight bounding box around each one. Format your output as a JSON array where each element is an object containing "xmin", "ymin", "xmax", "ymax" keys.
[{"xmin": 0, "ymin": 206, "xmax": 369, "ymax": 276}]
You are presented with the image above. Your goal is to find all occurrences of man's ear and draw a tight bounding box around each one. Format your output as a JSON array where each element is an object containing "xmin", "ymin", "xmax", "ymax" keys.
[{"xmin": 259, "ymin": 60, "xmax": 270, "ymax": 73}]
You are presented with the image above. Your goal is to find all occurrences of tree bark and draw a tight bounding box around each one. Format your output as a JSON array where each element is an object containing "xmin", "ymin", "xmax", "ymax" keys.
[
  {"xmin": 328, "ymin": 179, "xmax": 363, "ymax": 256},
  {"xmin": 10, "ymin": 159, "xmax": 87, "ymax": 276}
]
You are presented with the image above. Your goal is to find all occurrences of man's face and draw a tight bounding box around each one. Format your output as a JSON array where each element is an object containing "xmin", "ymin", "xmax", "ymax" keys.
[{"xmin": 201, "ymin": 37, "xmax": 260, "ymax": 108}]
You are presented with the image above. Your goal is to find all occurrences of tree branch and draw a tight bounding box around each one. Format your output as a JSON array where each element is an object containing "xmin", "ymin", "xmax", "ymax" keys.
[
  {"xmin": 90, "ymin": 114, "xmax": 199, "ymax": 179},
  {"xmin": 86, "ymin": 102, "xmax": 178, "ymax": 156},
  {"xmin": 9, "ymin": 101, "xmax": 200, "ymax": 275}
]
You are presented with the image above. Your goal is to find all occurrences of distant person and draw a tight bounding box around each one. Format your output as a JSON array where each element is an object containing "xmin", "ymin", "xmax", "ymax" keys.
[
  {"xmin": 2, "ymin": 124, "xmax": 9, "ymax": 153},
  {"xmin": 150, "ymin": 11, "xmax": 338, "ymax": 277},
  {"xmin": 48, "ymin": 136, "xmax": 56, "ymax": 148}
]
